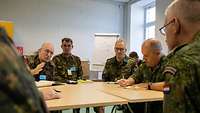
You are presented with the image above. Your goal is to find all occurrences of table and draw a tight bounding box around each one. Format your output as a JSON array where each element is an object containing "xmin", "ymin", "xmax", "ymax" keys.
[
  {"xmin": 45, "ymin": 84, "xmax": 127, "ymax": 111},
  {"xmin": 43, "ymin": 82, "xmax": 163, "ymax": 111},
  {"xmin": 88, "ymin": 82, "xmax": 163, "ymax": 103}
]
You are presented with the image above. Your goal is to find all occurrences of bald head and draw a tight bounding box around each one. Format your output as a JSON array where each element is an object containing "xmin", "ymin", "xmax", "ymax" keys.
[
  {"xmin": 163, "ymin": 0, "xmax": 200, "ymax": 51},
  {"xmin": 40, "ymin": 42, "xmax": 54, "ymax": 50},
  {"xmin": 142, "ymin": 39, "xmax": 162, "ymax": 68},
  {"xmin": 166, "ymin": 0, "xmax": 200, "ymax": 25},
  {"xmin": 39, "ymin": 42, "xmax": 54, "ymax": 62},
  {"xmin": 142, "ymin": 38, "xmax": 162, "ymax": 53}
]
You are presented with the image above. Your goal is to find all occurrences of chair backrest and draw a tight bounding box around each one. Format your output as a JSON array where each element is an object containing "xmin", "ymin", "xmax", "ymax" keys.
[{"xmin": 81, "ymin": 61, "xmax": 90, "ymax": 79}]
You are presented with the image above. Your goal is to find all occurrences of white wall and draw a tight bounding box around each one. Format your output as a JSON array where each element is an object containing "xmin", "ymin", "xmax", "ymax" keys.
[
  {"xmin": 0, "ymin": 0, "xmax": 125, "ymax": 61},
  {"xmin": 155, "ymin": 0, "xmax": 171, "ymax": 54},
  {"xmin": 130, "ymin": 2, "xmax": 144, "ymax": 58},
  {"xmin": 126, "ymin": 0, "xmax": 171, "ymax": 56},
  {"xmin": 129, "ymin": 0, "xmax": 155, "ymax": 58}
]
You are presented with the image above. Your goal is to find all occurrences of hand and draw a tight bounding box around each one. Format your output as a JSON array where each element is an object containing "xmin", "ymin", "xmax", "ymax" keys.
[
  {"xmin": 40, "ymin": 87, "xmax": 61, "ymax": 100},
  {"xmin": 117, "ymin": 79, "xmax": 129, "ymax": 87},
  {"xmin": 31, "ymin": 62, "xmax": 45, "ymax": 75},
  {"xmin": 134, "ymin": 83, "xmax": 148, "ymax": 89}
]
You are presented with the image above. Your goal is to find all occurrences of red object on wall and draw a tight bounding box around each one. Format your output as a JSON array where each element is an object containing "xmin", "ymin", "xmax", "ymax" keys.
[{"xmin": 16, "ymin": 46, "xmax": 23, "ymax": 55}]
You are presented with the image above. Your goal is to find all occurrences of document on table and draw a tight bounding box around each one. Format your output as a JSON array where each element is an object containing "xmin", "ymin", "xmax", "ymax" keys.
[{"xmin": 35, "ymin": 81, "xmax": 55, "ymax": 87}]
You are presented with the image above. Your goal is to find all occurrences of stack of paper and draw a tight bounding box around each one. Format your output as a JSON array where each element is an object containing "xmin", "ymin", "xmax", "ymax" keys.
[{"xmin": 35, "ymin": 81, "xmax": 55, "ymax": 87}]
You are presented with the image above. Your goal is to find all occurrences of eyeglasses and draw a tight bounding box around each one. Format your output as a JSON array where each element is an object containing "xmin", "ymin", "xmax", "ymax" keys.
[
  {"xmin": 115, "ymin": 48, "xmax": 125, "ymax": 51},
  {"xmin": 159, "ymin": 19, "xmax": 175, "ymax": 36},
  {"xmin": 44, "ymin": 49, "xmax": 54, "ymax": 55}
]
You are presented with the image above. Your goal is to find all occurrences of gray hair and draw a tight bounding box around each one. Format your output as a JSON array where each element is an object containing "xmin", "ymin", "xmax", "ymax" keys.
[
  {"xmin": 115, "ymin": 38, "xmax": 126, "ymax": 48},
  {"xmin": 142, "ymin": 38, "xmax": 162, "ymax": 52}
]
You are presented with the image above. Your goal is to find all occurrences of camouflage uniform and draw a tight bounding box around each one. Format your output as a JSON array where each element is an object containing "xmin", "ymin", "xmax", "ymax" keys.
[
  {"xmin": 102, "ymin": 55, "xmax": 137, "ymax": 82},
  {"xmin": 131, "ymin": 56, "xmax": 166, "ymax": 83},
  {"xmin": 163, "ymin": 32, "xmax": 200, "ymax": 113},
  {"xmin": 128, "ymin": 57, "xmax": 141, "ymax": 74},
  {"xmin": 0, "ymin": 28, "xmax": 48, "ymax": 113},
  {"xmin": 26, "ymin": 55, "xmax": 55, "ymax": 81},
  {"xmin": 129, "ymin": 56, "xmax": 166, "ymax": 113},
  {"xmin": 100, "ymin": 55, "xmax": 137, "ymax": 112},
  {"xmin": 52, "ymin": 53, "xmax": 83, "ymax": 82}
]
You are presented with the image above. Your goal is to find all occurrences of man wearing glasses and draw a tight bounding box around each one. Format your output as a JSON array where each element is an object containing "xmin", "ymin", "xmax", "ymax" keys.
[
  {"xmin": 100, "ymin": 39, "xmax": 137, "ymax": 113},
  {"xmin": 26, "ymin": 42, "xmax": 55, "ymax": 81},
  {"xmin": 0, "ymin": 27, "xmax": 50, "ymax": 113},
  {"xmin": 102, "ymin": 39, "xmax": 136, "ymax": 82},
  {"xmin": 160, "ymin": 0, "xmax": 200, "ymax": 113},
  {"xmin": 0, "ymin": 28, "xmax": 61, "ymax": 113}
]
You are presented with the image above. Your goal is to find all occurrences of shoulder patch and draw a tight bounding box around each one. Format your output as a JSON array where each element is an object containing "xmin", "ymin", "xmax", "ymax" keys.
[{"xmin": 163, "ymin": 66, "xmax": 177, "ymax": 76}]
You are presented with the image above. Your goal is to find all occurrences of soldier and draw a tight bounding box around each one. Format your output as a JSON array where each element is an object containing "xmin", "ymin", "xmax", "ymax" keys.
[
  {"xmin": 52, "ymin": 37, "xmax": 83, "ymax": 113},
  {"xmin": 129, "ymin": 51, "xmax": 142, "ymax": 72},
  {"xmin": 100, "ymin": 39, "xmax": 138, "ymax": 113},
  {"xmin": 102, "ymin": 39, "xmax": 137, "ymax": 82},
  {"xmin": 161, "ymin": 0, "xmax": 200, "ymax": 113},
  {"xmin": 26, "ymin": 42, "xmax": 55, "ymax": 81},
  {"xmin": 118, "ymin": 39, "xmax": 165, "ymax": 113},
  {"xmin": 25, "ymin": 42, "xmax": 60, "ymax": 113},
  {"xmin": 0, "ymin": 27, "xmax": 49, "ymax": 113},
  {"xmin": 129, "ymin": 51, "xmax": 139, "ymax": 59},
  {"xmin": 53, "ymin": 38, "xmax": 83, "ymax": 82}
]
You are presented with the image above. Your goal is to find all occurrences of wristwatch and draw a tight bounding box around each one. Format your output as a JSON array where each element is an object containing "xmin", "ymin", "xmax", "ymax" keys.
[{"xmin": 148, "ymin": 82, "xmax": 152, "ymax": 90}]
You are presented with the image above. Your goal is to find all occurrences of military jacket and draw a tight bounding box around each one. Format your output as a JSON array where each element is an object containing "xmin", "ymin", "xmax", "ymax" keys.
[
  {"xmin": 131, "ymin": 56, "xmax": 166, "ymax": 83},
  {"xmin": 163, "ymin": 32, "xmax": 200, "ymax": 113},
  {"xmin": 52, "ymin": 53, "xmax": 83, "ymax": 82},
  {"xmin": 0, "ymin": 36, "xmax": 48, "ymax": 113},
  {"xmin": 26, "ymin": 55, "xmax": 55, "ymax": 81},
  {"xmin": 130, "ymin": 56, "xmax": 166, "ymax": 113},
  {"xmin": 102, "ymin": 55, "xmax": 137, "ymax": 82}
]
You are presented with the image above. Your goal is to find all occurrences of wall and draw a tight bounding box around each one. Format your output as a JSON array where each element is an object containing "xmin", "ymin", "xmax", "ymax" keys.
[
  {"xmin": 0, "ymin": 0, "xmax": 125, "ymax": 61},
  {"xmin": 129, "ymin": 2, "xmax": 144, "ymax": 58},
  {"xmin": 126, "ymin": 0, "xmax": 172, "ymax": 56},
  {"xmin": 128, "ymin": 0, "xmax": 155, "ymax": 58},
  {"xmin": 155, "ymin": 0, "xmax": 171, "ymax": 54}
]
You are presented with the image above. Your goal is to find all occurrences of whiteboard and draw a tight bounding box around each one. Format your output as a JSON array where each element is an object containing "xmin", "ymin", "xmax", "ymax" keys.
[{"xmin": 91, "ymin": 34, "xmax": 119, "ymax": 71}]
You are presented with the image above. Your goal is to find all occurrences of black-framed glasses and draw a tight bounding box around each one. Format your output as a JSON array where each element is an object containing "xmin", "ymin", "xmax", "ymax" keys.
[
  {"xmin": 44, "ymin": 49, "xmax": 54, "ymax": 55},
  {"xmin": 115, "ymin": 47, "xmax": 125, "ymax": 51},
  {"xmin": 159, "ymin": 19, "xmax": 175, "ymax": 36}
]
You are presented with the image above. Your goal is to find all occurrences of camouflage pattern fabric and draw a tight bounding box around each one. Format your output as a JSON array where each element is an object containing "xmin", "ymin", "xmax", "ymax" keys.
[
  {"xmin": 128, "ymin": 57, "xmax": 141, "ymax": 74},
  {"xmin": 0, "ymin": 28, "xmax": 48, "ymax": 113},
  {"xmin": 163, "ymin": 32, "xmax": 200, "ymax": 113},
  {"xmin": 26, "ymin": 55, "xmax": 55, "ymax": 81},
  {"xmin": 131, "ymin": 56, "xmax": 166, "ymax": 83},
  {"xmin": 52, "ymin": 53, "xmax": 83, "ymax": 82},
  {"xmin": 102, "ymin": 55, "xmax": 137, "ymax": 82},
  {"xmin": 130, "ymin": 56, "xmax": 166, "ymax": 113}
]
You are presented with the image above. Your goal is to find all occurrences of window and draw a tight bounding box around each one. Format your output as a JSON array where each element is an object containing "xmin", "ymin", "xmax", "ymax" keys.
[
  {"xmin": 144, "ymin": 2, "xmax": 156, "ymax": 39},
  {"xmin": 129, "ymin": 0, "xmax": 156, "ymax": 58}
]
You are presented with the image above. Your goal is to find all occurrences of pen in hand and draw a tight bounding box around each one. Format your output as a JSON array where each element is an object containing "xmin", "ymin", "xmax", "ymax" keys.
[{"xmin": 53, "ymin": 89, "xmax": 61, "ymax": 93}]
